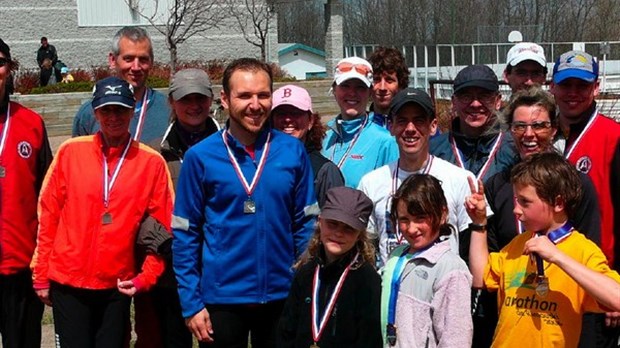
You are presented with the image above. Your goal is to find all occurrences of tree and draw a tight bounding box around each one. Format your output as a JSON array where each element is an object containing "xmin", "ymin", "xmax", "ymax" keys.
[
  {"xmin": 228, "ymin": 0, "xmax": 276, "ymax": 62},
  {"xmin": 126, "ymin": 0, "xmax": 227, "ymax": 73}
]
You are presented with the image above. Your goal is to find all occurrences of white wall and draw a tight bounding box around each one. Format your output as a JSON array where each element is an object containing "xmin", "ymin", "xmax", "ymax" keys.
[{"xmin": 279, "ymin": 50, "xmax": 326, "ymax": 80}]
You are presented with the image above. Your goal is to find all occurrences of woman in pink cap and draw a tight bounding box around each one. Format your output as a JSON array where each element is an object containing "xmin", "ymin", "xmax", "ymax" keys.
[{"xmin": 271, "ymin": 84, "xmax": 344, "ymax": 207}]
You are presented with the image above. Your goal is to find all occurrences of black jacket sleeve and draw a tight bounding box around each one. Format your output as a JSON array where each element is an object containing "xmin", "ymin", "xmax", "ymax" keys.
[
  {"xmin": 277, "ymin": 270, "xmax": 303, "ymax": 348},
  {"xmin": 315, "ymin": 161, "xmax": 345, "ymax": 208},
  {"xmin": 573, "ymin": 173, "xmax": 601, "ymax": 246}
]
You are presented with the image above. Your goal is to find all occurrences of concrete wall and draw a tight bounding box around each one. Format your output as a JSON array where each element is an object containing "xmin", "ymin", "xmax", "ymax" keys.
[
  {"xmin": 1, "ymin": 0, "xmax": 279, "ymax": 71},
  {"xmin": 11, "ymin": 80, "xmax": 339, "ymax": 137}
]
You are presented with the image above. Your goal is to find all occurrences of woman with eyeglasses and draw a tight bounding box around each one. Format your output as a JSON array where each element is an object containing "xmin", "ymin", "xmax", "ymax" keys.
[
  {"xmin": 430, "ymin": 64, "xmax": 519, "ymax": 184},
  {"xmin": 322, "ymin": 57, "xmax": 399, "ymax": 188},
  {"xmin": 468, "ymin": 86, "xmax": 602, "ymax": 348}
]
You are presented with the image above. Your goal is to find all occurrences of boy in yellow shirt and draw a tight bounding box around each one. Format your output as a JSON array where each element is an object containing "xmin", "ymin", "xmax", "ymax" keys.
[{"xmin": 467, "ymin": 152, "xmax": 620, "ymax": 347}]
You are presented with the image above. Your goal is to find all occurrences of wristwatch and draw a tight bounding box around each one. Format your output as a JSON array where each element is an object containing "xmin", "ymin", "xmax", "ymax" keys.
[{"xmin": 469, "ymin": 222, "xmax": 487, "ymax": 232}]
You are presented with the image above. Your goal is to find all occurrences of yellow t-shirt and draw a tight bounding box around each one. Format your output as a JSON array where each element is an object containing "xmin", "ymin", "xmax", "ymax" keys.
[{"xmin": 484, "ymin": 230, "xmax": 620, "ymax": 348}]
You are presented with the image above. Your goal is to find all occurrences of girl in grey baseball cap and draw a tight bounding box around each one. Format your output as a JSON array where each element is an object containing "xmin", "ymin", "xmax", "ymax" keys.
[{"xmin": 278, "ymin": 186, "xmax": 383, "ymax": 347}]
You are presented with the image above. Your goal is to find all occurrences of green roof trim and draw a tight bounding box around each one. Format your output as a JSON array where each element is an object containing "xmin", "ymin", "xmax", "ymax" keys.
[{"xmin": 279, "ymin": 43, "xmax": 325, "ymax": 57}]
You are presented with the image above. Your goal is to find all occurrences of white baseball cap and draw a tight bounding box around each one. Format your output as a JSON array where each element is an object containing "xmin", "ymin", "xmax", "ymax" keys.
[
  {"xmin": 333, "ymin": 57, "xmax": 373, "ymax": 87},
  {"xmin": 507, "ymin": 42, "xmax": 546, "ymax": 67}
]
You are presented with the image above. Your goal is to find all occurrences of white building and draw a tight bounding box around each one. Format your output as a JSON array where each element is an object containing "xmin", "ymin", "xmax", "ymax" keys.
[{"xmin": 279, "ymin": 43, "xmax": 327, "ymax": 80}]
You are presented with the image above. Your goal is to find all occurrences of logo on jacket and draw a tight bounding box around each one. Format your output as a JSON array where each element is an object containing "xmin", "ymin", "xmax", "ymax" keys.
[
  {"xmin": 575, "ymin": 156, "xmax": 592, "ymax": 174},
  {"xmin": 350, "ymin": 154, "xmax": 364, "ymax": 160},
  {"xmin": 17, "ymin": 141, "xmax": 32, "ymax": 159}
]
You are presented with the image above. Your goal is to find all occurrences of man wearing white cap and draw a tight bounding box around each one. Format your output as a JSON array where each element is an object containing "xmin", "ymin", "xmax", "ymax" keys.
[
  {"xmin": 322, "ymin": 56, "xmax": 399, "ymax": 188},
  {"xmin": 503, "ymin": 42, "xmax": 547, "ymax": 93}
]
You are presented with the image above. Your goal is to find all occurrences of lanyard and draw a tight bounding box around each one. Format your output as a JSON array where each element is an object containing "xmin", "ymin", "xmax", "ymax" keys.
[
  {"xmin": 0, "ymin": 103, "xmax": 11, "ymax": 157},
  {"xmin": 133, "ymin": 89, "xmax": 149, "ymax": 141},
  {"xmin": 311, "ymin": 252, "xmax": 359, "ymax": 344},
  {"xmin": 564, "ymin": 109, "xmax": 598, "ymax": 160},
  {"xmin": 330, "ymin": 115, "xmax": 368, "ymax": 168},
  {"xmin": 450, "ymin": 132, "xmax": 503, "ymax": 180},
  {"xmin": 387, "ymin": 156, "xmax": 434, "ymax": 243},
  {"xmin": 102, "ymin": 138, "xmax": 132, "ymax": 208},
  {"xmin": 386, "ymin": 243, "xmax": 435, "ymax": 345},
  {"xmin": 221, "ymin": 129, "xmax": 271, "ymax": 197},
  {"xmin": 534, "ymin": 222, "xmax": 573, "ymax": 278}
]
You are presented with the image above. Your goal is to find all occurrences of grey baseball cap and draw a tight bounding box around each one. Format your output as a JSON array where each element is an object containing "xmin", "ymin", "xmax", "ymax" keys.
[
  {"xmin": 320, "ymin": 187, "xmax": 373, "ymax": 231},
  {"xmin": 169, "ymin": 68, "xmax": 213, "ymax": 100}
]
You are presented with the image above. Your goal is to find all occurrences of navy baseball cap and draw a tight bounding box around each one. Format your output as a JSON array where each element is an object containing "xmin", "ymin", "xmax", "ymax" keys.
[
  {"xmin": 453, "ymin": 65, "xmax": 499, "ymax": 93},
  {"xmin": 389, "ymin": 88, "xmax": 435, "ymax": 119},
  {"xmin": 92, "ymin": 77, "xmax": 135, "ymax": 110}
]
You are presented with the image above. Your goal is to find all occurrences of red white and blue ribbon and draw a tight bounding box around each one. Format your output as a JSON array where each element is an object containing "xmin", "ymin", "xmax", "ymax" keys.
[
  {"xmin": 330, "ymin": 115, "xmax": 368, "ymax": 169},
  {"xmin": 102, "ymin": 137, "xmax": 132, "ymax": 208},
  {"xmin": 311, "ymin": 252, "xmax": 359, "ymax": 344},
  {"xmin": 133, "ymin": 89, "xmax": 150, "ymax": 141},
  {"xmin": 451, "ymin": 132, "xmax": 503, "ymax": 180},
  {"xmin": 564, "ymin": 109, "xmax": 598, "ymax": 159},
  {"xmin": 222, "ymin": 129, "xmax": 271, "ymax": 196},
  {"xmin": 0, "ymin": 103, "xmax": 11, "ymax": 158}
]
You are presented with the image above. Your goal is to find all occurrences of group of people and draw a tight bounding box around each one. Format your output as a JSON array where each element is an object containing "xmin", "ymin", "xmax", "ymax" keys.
[{"xmin": 0, "ymin": 25, "xmax": 619, "ymax": 348}]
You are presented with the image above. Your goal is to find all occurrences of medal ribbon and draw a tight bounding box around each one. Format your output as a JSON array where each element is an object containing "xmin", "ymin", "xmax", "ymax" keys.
[
  {"xmin": 102, "ymin": 138, "xmax": 132, "ymax": 208},
  {"xmin": 221, "ymin": 130, "xmax": 271, "ymax": 196},
  {"xmin": 564, "ymin": 109, "xmax": 598, "ymax": 160},
  {"xmin": 311, "ymin": 252, "xmax": 359, "ymax": 344},
  {"xmin": 0, "ymin": 103, "xmax": 11, "ymax": 158},
  {"xmin": 388, "ymin": 156, "xmax": 434, "ymax": 244},
  {"xmin": 450, "ymin": 132, "xmax": 503, "ymax": 180},
  {"xmin": 534, "ymin": 222, "xmax": 573, "ymax": 278},
  {"xmin": 330, "ymin": 115, "xmax": 368, "ymax": 168},
  {"xmin": 386, "ymin": 243, "xmax": 436, "ymax": 343},
  {"xmin": 132, "ymin": 89, "xmax": 149, "ymax": 141}
]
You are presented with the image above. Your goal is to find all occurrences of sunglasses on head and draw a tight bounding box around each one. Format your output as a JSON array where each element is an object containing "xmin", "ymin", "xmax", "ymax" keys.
[{"xmin": 336, "ymin": 62, "xmax": 371, "ymax": 76}]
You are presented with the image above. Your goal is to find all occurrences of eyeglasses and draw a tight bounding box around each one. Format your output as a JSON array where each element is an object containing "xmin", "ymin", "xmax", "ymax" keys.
[
  {"xmin": 0, "ymin": 58, "xmax": 9, "ymax": 67},
  {"xmin": 513, "ymin": 69, "xmax": 546, "ymax": 79},
  {"xmin": 510, "ymin": 121, "xmax": 552, "ymax": 134},
  {"xmin": 454, "ymin": 92, "xmax": 498, "ymax": 104},
  {"xmin": 336, "ymin": 62, "xmax": 372, "ymax": 76}
]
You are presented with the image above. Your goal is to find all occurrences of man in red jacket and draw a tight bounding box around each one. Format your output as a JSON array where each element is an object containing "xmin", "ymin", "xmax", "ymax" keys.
[
  {"xmin": 551, "ymin": 49, "xmax": 620, "ymax": 346},
  {"xmin": 0, "ymin": 38, "xmax": 53, "ymax": 348}
]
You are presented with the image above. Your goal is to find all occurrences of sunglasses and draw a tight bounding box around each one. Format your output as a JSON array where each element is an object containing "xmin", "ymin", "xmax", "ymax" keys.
[
  {"xmin": 336, "ymin": 62, "xmax": 372, "ymax": 76},
  {"xmin": 0, "ymin": 58, "xmax": 9, "ymax": 67},
  {"xmin": 510, "ymin": 121, "xmax": 552, "ymax": 134}
]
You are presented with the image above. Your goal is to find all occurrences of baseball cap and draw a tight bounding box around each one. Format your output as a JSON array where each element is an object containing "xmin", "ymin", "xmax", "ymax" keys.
[
  {"xmin": 552, "ymin": 50, "xmax": 598, "ymax": 84},
  {"xmin": 320, "ymin": 187, "xmax": 373, "ymax": 231},
  {"xmin": 454, "ymin": 65, "xmax": 499, "ymax": 93},
  {"xmin": 91, "ymin": 77, "xmax": 135, "ymax": 110},
  {"xmin": 333, "ymin": 57, "xmax": 373, "ymax": 88},
  {"xmin": 507, "ymin": 42, "xmax": 546, "ymax": 67},
  {"xmin": 0, "ymin": 38, "xmax": 10, "ymax": 61},
  {"xmin": 389, "ymin": 88, "xmax": 435, "ymax": 119},
  {"xmin": 272, "ymin": 85, "xmax": 313, "ymax": 113},
  {"xmin": 169, "ymin": 68, "xmax": 213, "ymax": 100},
  {"xmin": 60, "ymin": 67, "xmax": 69, "ymax": 74}
]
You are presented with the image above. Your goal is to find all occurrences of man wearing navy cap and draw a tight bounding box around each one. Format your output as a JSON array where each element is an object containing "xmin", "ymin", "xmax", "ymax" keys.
[
  {"xmin": 430, "ymin": 64, "xmax": 518, "ymax": 183},
  {"xmin": 358, "ymin": 87, "xmax": 475, "ymax": 268}
]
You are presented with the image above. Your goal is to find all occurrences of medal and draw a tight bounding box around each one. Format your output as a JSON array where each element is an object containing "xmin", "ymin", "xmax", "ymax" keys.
[
  {"xmin": 386, "ymin": 323, "xmax": 397, "ymax": 346},
  {"xmin": 451, "ymin": 132, "xmax": 502, "ymax": 180},
  {"xmin": 243, "ymin": 199, "xmax": 256, "ymax": 214},
  {"xmin": 222, "ymin": 130, "xmax": 271, "ymax": 214},
  {"xmin": 102, "ymin": 136, "xmax": 132, "ymax": 223},
  {"xmin": 535, "ymin": 276, "xmax": 549, "ymax": 297},
  {"xmin": 310, "ymin": 344, "xmax": 320, "ymax": 348},
  {"xmin": 330, "ymin": 115, "xmax": 368, "ymax": 168},
  {"xmin": 0, "ymin": 166, "xmax": 5, "ymax": 178},
  {"xmin": 102, "ymin": 212, "xmax": 112, "ymax": 224}
]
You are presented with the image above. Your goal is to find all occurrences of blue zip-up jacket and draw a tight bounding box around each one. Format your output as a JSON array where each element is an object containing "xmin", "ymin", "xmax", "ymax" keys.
[
  {"xmin": 172, "ymin": 127, "xmax": 317, "ymax": 318},
  {"xmin": 72, "ymin": 88, "xmax": 170, "ymax": 144},
  {"xmin": 430, "ymin": 118, "xmax": 519, "ymax": 183},
  {"xmin": 322, "ymin": 115, "xmax": 399, "ymax": 188}
]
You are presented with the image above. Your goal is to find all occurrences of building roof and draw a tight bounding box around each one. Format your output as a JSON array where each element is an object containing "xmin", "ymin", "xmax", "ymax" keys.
[{"xmin": 278, "ymin": 43, "xmax": 325, "ymax": 57}]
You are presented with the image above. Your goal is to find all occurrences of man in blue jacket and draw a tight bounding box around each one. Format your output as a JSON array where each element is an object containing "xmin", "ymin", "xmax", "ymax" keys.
[{"xmin": 172, "ymin": 58, "xmax": 317, "ymax": 348}]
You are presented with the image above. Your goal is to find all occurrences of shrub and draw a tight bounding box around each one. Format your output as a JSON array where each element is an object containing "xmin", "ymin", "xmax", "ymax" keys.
[
  {"xmin": 13, "ymin": 70, "xmax": 40, "ymax": 95},
  {"xmin": 29, "ymin": 81, "xmax": 94, "ymax": 94}
]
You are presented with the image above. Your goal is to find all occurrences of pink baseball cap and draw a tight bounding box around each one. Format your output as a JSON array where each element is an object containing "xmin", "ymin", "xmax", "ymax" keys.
[{"xmin": 271, "ymin": 85, "xmax": 313, "ymax": 113}]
